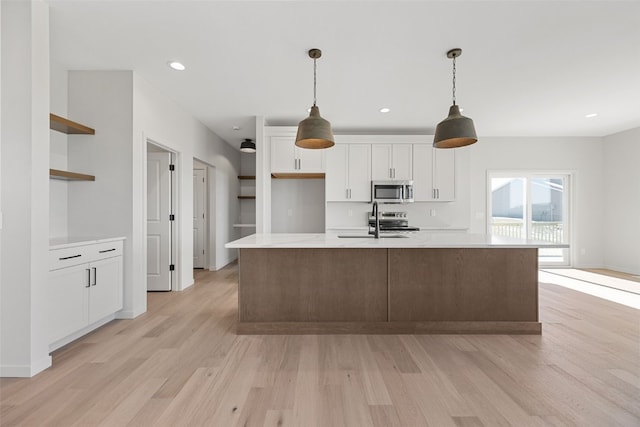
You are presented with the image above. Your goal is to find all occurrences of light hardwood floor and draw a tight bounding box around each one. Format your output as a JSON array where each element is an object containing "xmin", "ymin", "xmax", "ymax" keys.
[{"xmin": 1, "ymin": 263, "xmax": 639, "ymax": 426}]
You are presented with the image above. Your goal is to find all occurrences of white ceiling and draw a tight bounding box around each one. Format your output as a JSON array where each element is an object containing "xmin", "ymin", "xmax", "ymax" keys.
[{"xmin": 48, "ymin": 0, "xmax": 640, "ymax": 150}]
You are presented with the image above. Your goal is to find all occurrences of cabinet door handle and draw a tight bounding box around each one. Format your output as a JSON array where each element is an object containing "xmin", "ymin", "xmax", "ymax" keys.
[
  {"xmin": 436, "ymin": 188, "xmax": 440, "ymax": 199},
  {"xmin": 99, "ymin": 248, "xmax": 116, "ymax": 253},
  {"xmin": 60, "ymin": 254, "xmax": 82, "ymax": 260},
  {"xmin": 86, "ymin": 268, "xmax": 91, "ymax": 288},
  {"xmin": 92, "ymin": 267, "xmax": 97, "ymax": 286}
]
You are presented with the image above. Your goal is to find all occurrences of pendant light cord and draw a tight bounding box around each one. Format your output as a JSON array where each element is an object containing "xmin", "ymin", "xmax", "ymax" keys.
[
  {"xmin": 313, "ymin": 57, "xmax": 317, "ymax": 107},
  {"xmin": 452, "ymin": 55, "xmax": 457, "ymax": 106}
]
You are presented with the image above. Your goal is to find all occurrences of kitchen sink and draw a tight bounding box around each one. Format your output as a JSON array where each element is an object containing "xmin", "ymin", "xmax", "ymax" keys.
[{"xmin": 337, "ymin": 234, "xmax": 408, "ymax": 238}]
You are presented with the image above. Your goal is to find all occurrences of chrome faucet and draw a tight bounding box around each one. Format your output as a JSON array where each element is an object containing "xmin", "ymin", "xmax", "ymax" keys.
[{"xmin": 370, "ymin": 201, "xmax": 380, "ymax": 239}]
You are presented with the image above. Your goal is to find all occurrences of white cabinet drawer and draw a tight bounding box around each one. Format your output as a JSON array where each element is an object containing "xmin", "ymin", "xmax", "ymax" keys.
[
  {"xmin": 49, "ymin": 246, "xmax": 90, "ymax": 270},
  {"xmin": 88, "ymin": 241, "xmax": 123, "ymax": 260},
  {"xmin": 49, "ymin": 240, "xmax": 123, "ymax": 271}
]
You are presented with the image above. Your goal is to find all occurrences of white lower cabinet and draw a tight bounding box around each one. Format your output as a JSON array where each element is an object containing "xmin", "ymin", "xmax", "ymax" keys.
[{"xmin": 48, "ymin": 239, "xmax": 123, "ymax": 349}]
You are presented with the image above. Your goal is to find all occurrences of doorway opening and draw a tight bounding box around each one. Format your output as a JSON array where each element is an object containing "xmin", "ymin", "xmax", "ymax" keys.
[
  {"xmin": 487, "ymin": 171, "xmax": 572, "ymax": 266},
  {"xmin": 146, "ymin": 142, "xmax": 176, "ymax": 291},
  {"xmin": 193, "ymin": 158, "xmax": 217, "ymax": 271},
  {"xmin": 193, "ymin": 160, "xmax": 207, "ymax": 269}
]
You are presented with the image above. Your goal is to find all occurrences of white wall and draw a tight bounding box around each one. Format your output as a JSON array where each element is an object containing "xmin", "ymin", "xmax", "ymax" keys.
[
  {"xmin": 67, "ymin": 70, "xmax": 136, "ymax": 315},
  {"xmin": 272, "ymin": 179, "xmax": 326, "ymax": 232},
  {"xmin": 0, "ymin": 0, "xmax": 51, "ymax": 377},
  {"xmin": 467, "ymin": 137, "xmax": 605, "ymax": 268},
  {"xmin": 65, "ymin": 71, "xmax": 240, "ymax": 319},
  {"xmin": 49, "ymin": 60, "xmax": 68, "ymax": 238},
  {"xmin": 603, "ymin": 127, "xmax": 640, "ymax": 275},
  {"xmin": 133, "ymin": 74, "xmax": 240, "ymax": 278}
]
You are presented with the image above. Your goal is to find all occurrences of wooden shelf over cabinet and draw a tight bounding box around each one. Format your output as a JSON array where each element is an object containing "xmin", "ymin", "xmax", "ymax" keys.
[
  {"xmin": 238, "ymin": 196, "xmax": 256, "ymax": 200},
  {"xmin": 49, "ymin": 169, "xmax": 95, "ymax": 181},
  {"xmin": 49, "ymin": 113, "xmax": 95, "ymax": 135},
  {"xmin": 238, "ymin": 175, "xmax": 256, "ymax": 180}
]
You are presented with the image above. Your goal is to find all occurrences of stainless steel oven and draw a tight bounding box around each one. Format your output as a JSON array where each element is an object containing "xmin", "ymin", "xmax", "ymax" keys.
[{"xmin": 371, "ymin": 180, "xmax": 414, "ymax": 203}]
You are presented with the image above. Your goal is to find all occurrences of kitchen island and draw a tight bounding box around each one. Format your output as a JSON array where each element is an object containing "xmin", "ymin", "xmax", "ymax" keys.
[{"xmin": 225, "ymin": 232, "xmax": 568, "ymax": 335}]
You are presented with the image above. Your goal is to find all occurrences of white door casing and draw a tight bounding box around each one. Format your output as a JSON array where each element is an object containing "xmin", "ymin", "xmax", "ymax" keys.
[
  {"xmin": 193, "ymin": 168, "xmax": 206, "ymax": 268},
  {"xmin": 147, "ymin": 151, "xmax": 172, "ymax": 291}
]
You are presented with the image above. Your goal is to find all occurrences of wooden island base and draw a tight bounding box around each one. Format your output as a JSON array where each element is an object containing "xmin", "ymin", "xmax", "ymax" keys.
[{"xmin": 237, "ymin": 247, "xmax": 541, "ymax": 335}]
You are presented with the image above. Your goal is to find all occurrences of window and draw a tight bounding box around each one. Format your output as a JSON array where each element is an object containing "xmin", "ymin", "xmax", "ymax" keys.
[{"xmin": 488, "ymin": 172, "xmax": 571, "ymax": 266}]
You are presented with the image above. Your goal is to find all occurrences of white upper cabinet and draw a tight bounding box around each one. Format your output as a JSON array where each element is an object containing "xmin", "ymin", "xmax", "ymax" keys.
[
  {"xmin": 412, "ymin": 144, "xmax": 456, "ymax": 201},
  {"xmin": 326, "ymin": 144, "xmax": 371, "ymax": 202},
  {"xmin": 371, "ymin": 144, "xmax": 412, "ymax": 180},
  {"xmin": 271, "ymin": 136, "xmax": 325, "ymax": 173}
]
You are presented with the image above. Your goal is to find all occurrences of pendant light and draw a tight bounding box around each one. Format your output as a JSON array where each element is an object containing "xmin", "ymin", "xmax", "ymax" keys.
[
  {"xmin": 240, "ymin": 138, "xmax": 256, "ymax": 153},
  {"xmin": 295, "ymin": 48, "xmax": 335, "ymax": 149},
  {"xmin": 433, "ymin": 48, "xmax": 478, "ymax": 149}
]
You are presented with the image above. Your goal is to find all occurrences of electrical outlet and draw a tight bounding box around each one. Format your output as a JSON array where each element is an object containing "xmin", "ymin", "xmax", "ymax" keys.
[
  {"xmin": 287, "ymin": 208, "xmax": 293, "ymax": 217},
  {"xmin": 348, "ymin": 209, "xmax": 353, "ymax": 217},
  {"xmin": 580, "ymin": 248, "xmax": 586, "ymax": 255},
  {"xmin": 430, "ymin": 209, "xmax": 436, "ymax": 217}
]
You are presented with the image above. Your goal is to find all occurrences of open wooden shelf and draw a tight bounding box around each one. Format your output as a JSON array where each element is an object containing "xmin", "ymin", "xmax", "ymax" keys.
[
  {"xmin": 271, "ymin": 173, "xmax": 325, "ymax": 179},
  {"xmin": 238, "ymin": 196, "xmax": 256, "ymax": 200},
  {"xmin": 238, "ymin": 175, "xmax": 256, "ymax": 180},
  {"xmin": 49, "ymin": 113, "xmax": 95, "ymax": 135},
  {"xmin": 49, "ymin": 169, "xmax": 95, "ymax": 181}
]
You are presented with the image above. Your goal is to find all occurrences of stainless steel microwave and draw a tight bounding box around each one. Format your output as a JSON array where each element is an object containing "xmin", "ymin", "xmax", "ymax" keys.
[{"xmin": 371, "ymin": 180, "xmax": 414, "ymax": 203}]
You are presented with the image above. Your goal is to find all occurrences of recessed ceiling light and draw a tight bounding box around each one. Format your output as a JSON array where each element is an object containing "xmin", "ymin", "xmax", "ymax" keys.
[
  {"xmin": 585, "ymin": 113, "xmax": 598, "ymax": 118},
  {"xmin": 232, "ymin": 126, "xmax": 241, "ymax": 131},
  {"xmin": 168, "ymin": 61, "xmax": 185, "ymax": 71},
  {"xmin": 379, "ymin": 108, "xmax": 390, "ymax": 113}
]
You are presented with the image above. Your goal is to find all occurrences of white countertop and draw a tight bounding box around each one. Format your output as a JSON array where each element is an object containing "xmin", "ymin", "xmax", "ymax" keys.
[
  {"xmin": 49, "ymin": 236, "xmax": 126, "ymax": 250},
  {"xmin": 225, "ymin": 232, "xmax": 569, "ymax": 249}
]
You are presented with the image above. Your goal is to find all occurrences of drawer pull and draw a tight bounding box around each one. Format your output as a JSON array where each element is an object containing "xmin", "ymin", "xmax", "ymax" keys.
[
  {"xmin": 59, "ymin": 254, "xmax": 82, "ymax": 260},
  {"xmin": 99, "ymin": 248, "xmax": 116, "ymax": 253}
]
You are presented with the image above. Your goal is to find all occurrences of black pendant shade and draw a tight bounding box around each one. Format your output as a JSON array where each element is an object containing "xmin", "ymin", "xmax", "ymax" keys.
[{"xmin": 240, "ymin": 138, "xmax": 256, "ymax": 153}]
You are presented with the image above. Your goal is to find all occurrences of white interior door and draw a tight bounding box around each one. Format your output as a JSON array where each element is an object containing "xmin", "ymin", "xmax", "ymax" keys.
[
  {"xmin": 193, "ymin": 168, "xmax": 206, "ymax": 268},
  {"xmin": 147, "ymin": 151, "xmax": 172, "ymax": 291}
]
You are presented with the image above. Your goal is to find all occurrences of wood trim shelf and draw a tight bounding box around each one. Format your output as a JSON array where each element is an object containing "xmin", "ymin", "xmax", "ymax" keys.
[
  {"xmin": 49, "ymin": 169, "xmax": 95, "ymax": 181},
  {"xmin": 238, "ymin": 175, "xmax": 256, "ymax": 180},
  {"xmin": 271, "ymin": 173, "xmax": 325, "ymax": 179},
  {"xmin": 238, "ymin": 196, "xmax": 256, "ymax": 199},
  {"xmin": 49, "ymin": 114, "xmax": 95, "ymax": 135}
]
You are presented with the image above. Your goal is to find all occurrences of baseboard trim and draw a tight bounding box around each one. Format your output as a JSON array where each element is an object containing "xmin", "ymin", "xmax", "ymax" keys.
[
  {"xmin": 116, "ymin": 306, "xmax": 145, "ymax": 319},
  {"xmin": 0, "ymin": 355, "xmax": 52, "ymax": 378}
]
